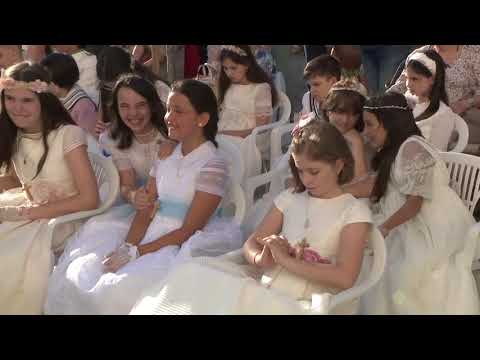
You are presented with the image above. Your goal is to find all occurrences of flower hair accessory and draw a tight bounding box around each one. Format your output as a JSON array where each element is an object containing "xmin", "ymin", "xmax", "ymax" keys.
[
  {"xmin": 220, "ymin": 45, "xmax": 248, "ymax": 57},
  {"xmin": 0, "ymin": 77, "xmax": 53, "ymax": 94},
  {"xmin": 291, "ymin": 113, "xmax": 316, "ymax": 137},
  {"xmin": 329, "ymin": 78, "xmax": 368, "ymax": 99},
  {"xmin": 407, "ymin": 52, "xmax": 436, "ymax": 76}
]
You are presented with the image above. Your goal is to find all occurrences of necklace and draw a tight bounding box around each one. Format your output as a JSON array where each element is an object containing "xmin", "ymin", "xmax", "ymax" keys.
[
  {"xmin": 304, "ymin": 194, "xmax": 310, "ymax": 230},
  {"xmin": 134, "ymin": 127, "xmax": 157, "ymax": 144}
]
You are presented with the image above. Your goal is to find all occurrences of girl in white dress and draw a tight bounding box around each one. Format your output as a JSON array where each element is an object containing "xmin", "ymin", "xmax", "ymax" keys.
[
  {"xmin": 402, "ymin": 49, "xmax": 459, "ymax": 151},
  {"xmin": 322, "ymin": 78, "xmax": 371, "ymax": 183},
  {"xmin": 98, "ymin": 73, "xmax": 170, "ymax": 209},
  {"xmin": 131, "ymin": 121, "xmax": 372, "ymax": 315},
  {"xmin": 250, "ymin": 79, "xmax": 371, "ymax": 234},
  {"xmin": 0, "ymin": 62, "xmax": 99, "ymax": 314},
  {"xmin": 217, "ymin": 45, "xmax": 278, "ymax": 178},
  {"xmin": 347, "ymin": 92, "xmax": 479, "ymax": 314},
  {"xmin": 44, "ymin": 80, "xmax": 243, "ymax": 315}
]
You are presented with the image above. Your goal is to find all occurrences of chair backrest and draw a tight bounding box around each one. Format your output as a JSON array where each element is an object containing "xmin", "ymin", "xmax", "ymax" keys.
[
  {"xmin": 221, "ymin": 180, "xmax": 246, "ymax": 226},
  {"xmin": 325, "ymin": 227, "xmax": 386, "ymax": 314},
  {"xmin": 276, "ymin": 91, "xmax": 292, "ymax": 125},
  {"xmin": 450, "ymin": 115, "xmax": 469, "ymax": 153},
  {"xmin": 88, "ymin": 152, "xmax": 120, "ymax": 212},
  {"xmin": 243, "ymin": 165, "xmax": 292, "ymax": 235},
  {"xmin": 215, "ymin": 137, "xmax": 247, "ymax": 225},
  {"xmin": 440, "ymin": 151, "xmax": 480, "ymax": 215},
  {"xmin": 270, "ymin": 123, "xmax": 294, "ymax": 169}
]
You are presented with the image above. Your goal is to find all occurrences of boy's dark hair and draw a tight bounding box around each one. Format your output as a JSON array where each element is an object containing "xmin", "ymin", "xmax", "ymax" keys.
[
  {"xmin": 41, "ymin": 53, "xmax": 80, "ymax": 90},
  {"xmin": 303, "ymin": 54, "xmax": 341, "ymax": 81}
]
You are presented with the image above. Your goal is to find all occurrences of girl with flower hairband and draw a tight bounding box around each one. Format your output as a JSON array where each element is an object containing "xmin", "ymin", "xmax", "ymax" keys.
[
  {"xmin": 216, "ymin": 45, "xmax": 278, "ymax": 178},
  {"xmin": 0, "ymin": 62, "xmax": 99, "ymax": 314},
  {"xmin": 345, "ymin": 92, "xmax": 479, "ymax": 314},
  {"xmin": 131, "ymin": 121, "xmax": 372, "ymax": 315}
]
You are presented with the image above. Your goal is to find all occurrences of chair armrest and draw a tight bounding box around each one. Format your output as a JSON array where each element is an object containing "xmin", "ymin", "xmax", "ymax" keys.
[
  {"xmin": 47, "ymin": 203, "xmax": 111, "ymax": 231},
  {"xmin": 270, "ymin": 123, "xmax": 294, "ymax": 167}
]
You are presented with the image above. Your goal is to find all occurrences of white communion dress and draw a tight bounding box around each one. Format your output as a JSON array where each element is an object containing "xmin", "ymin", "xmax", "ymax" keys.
[
  {"xmin": 0, "ymin": 125, "xmax": 88, "ymax": 314},
  {"xmin": 219, "ymin": 83, "xmax": 273, "ymax": 179},
  {"xmin": 410, "ymin": 96, "xmax": 457, "ymax": 151},
  {"xmin": 359, "ymin": 136, "xmax": 480, "ymax": 314},
  {"xmin": 44, "ymin": 141, "xmax": 243, "ymax": 314},
  {"xmin": 130, "ymin": 191, "xmax": 372, "ymax": 315}
]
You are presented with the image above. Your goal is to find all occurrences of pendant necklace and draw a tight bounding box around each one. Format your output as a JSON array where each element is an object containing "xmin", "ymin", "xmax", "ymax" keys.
[{"xmin": 304, "ymin": 194, "xmax": 310, "ymax": 230}]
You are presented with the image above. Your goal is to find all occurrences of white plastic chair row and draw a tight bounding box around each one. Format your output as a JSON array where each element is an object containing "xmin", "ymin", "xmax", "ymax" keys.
[
  {"xmin": 440, "ymin": 151, "xmax": 480, "ymax": 215},
  {"xmin": 440, "ymin": 151, "xmax": 480, "ymax": 270}
]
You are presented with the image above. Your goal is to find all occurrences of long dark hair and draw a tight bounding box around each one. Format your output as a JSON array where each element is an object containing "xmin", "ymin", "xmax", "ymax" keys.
[
  {"xmin": 289, "ymin": 121, "xmax": 354, "ymax": 193},
  {"xmin": 364, "ymin": 93, "xmax": 423, "ymax": 202},
  {"xmin": 407, "ymin": 49, "xmax": 448, "ymax": 121},
  {"xmin": 217, "ymin": 45, "xmax": 278, "ymax": 107},
  {"xmin": 109, "ymin": 73, "xmax": 167, "ymax": 150},
  {"xmin": 97, "ymin": 46, "xmax": 169, "ymax": 124},
  {"xmin": 170, "ymin": 79, "xmax": 219, "ymax": 147},
  {"xmin": 0, "ymin": 62, "xmax": 75, "ymax": 178}
]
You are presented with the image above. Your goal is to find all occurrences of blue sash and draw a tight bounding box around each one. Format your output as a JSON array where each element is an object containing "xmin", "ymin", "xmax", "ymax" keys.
[{"xmin": 156, "ymin": 197, "xmax": 223, "ymax": 220}]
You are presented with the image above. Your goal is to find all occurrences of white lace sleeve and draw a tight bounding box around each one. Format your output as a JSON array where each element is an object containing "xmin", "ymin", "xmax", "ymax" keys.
[
  {"xmin": 195, "ymin": 156, "xmax": 228, "ymax": 197},
  {"xmin": 396, "ymin": 139, "xmax": 436, "ymax": 199},
  {"xmin": 254, "ymin": 83, "xmax": 273, "ymax": 117}
]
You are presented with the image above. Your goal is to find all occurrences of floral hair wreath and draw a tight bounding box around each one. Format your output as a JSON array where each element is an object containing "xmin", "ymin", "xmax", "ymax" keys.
[
  {"xmin": 329, "ymin": 77, "xmax": 368, "ymax": 99},
  {"xmin": 0, "ymin": 71, "xmax": 54, "ymax": 94},
  {"xmin": 220, "ymin": 45, "xmax": 248, "ymax": 57},
  {"xmin": 291, "ymin": 113, "xmax": 320, "ymax": 143}
]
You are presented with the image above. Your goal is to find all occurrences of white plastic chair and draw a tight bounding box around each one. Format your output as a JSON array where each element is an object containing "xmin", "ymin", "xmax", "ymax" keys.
[
  {"xmin": 246, "ymin": 91, "xmax": 292, "ymax": 170},
  {"xmin": 440, "ymin": 151, "xmax": 480, "ymax": 215},
  {"xmin": 243, "ymin": 163, "xmax": 291, "ymax": 218},
  {"xmin": 449, "ymin": 115, "xmax": 469, "ymax": 153},
  {"xmin": 270, "ymin": 123, "xmax": 294, "ymax": 169},
  {"xmin": 216, "ymin": 136, "xmax": 246, "ymax": 226},
  {"xmin": 324, "ymin": 228, "xmax": 386, "ymax": 314},
  {"xmin": 220, "ymin": 227, "xmax": 386, "ymax": 315},
  {"xmin": 440, "ymin": 152, "xmax": 480, "ymax": 271},
  {"xmin": 46, "ymin": 152, "xmax": 120, "ymax": 242}
]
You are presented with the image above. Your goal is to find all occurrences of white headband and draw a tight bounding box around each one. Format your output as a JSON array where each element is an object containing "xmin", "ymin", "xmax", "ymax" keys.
[{"xmin": 407, "ymin": 52, "xmax": 436, "ymax": 76}]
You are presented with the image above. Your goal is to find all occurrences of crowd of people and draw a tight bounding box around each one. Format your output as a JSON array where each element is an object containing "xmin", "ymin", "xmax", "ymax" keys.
[{"xmin": 0, "ymin": 44, "xmax": 480, "ymax": 315}]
